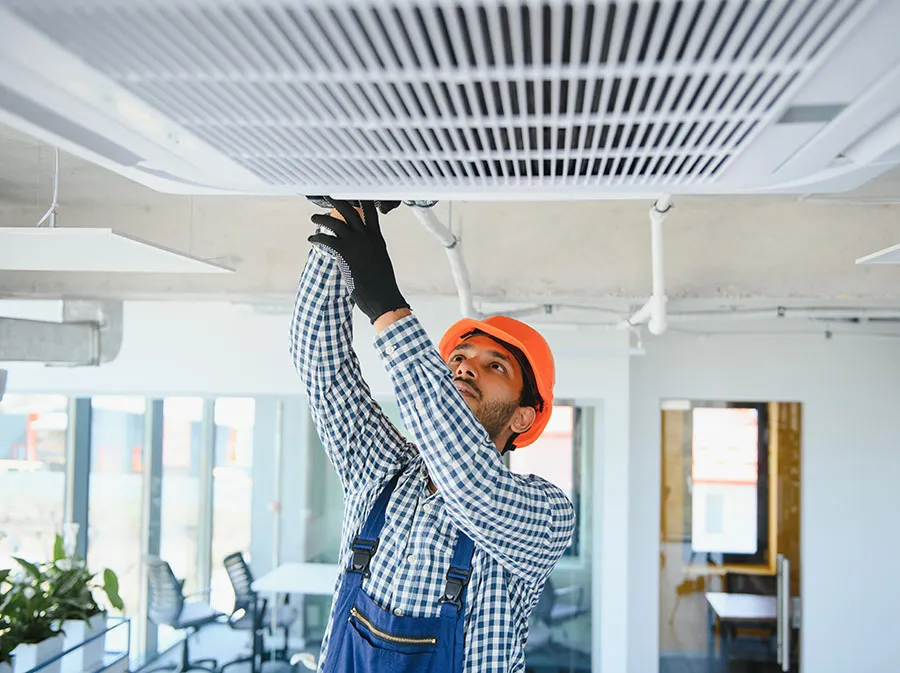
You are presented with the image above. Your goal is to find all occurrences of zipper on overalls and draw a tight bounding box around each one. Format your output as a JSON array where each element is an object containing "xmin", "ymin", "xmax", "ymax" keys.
[{"xmin": 349, "ymin": 607, "xmax": 438, "ymax": 645}]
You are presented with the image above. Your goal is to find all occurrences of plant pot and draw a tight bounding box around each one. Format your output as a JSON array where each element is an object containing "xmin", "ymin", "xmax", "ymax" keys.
[
  {"xmin": 61, "ymin": 613, "xmax": 107, "ymax": 673},
  {"xmin": 12, "ymin": 634, "xmax": 64, "ymax": 673}
]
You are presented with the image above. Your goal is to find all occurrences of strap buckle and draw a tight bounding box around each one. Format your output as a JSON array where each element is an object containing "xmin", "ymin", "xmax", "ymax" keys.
[
  {"xmin": 348, "ymin": 536, "xmax": 379, "ymax": 578},
  {"xmin": 438, "ymin": 566, "xmax": 471, "ymax": 609}
]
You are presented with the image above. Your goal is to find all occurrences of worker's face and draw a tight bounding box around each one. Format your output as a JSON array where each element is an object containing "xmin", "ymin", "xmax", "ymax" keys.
[{"xmin": 446, "ymin": 335, "xmax": 536, "ymax": 445}]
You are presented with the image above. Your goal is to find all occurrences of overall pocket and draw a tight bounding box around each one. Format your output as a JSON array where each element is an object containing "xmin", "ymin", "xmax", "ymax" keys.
[{"xmin": 348, "ymin": 606, "xmax": 439, "ymax": 656}]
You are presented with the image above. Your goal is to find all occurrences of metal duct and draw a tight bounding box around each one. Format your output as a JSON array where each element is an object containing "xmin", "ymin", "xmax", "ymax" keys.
[{"xmin": 0, "ymin": 300, "xmax": 123, "ymax": 365}]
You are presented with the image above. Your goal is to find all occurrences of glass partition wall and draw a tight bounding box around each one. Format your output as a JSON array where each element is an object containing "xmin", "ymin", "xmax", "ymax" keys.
[
  {"xmin": 1, "ymin": 393, "xmax": 256, "ymax": 666},
  {"xmin": 1, "ymin": 392, "xmax": 598, "ymax": 670},
  {"xmin": 659, "ymin": 400, "xmax": 803, "ymax": 673}
]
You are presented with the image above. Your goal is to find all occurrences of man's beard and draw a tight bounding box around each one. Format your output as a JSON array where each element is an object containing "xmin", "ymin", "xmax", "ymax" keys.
[{"xmin": 473, "ymin": 397, "xmax": 520, "ymax": 440}]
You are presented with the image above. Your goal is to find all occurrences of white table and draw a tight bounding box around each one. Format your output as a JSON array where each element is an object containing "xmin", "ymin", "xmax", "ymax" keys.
[
  {"xmin": 706, "ymin": 592, "xmax": 803, "ymax": 673},
  {"xmin": 251, "ymin": 563, "xmax": 342, "ymax": 656},
  {"xmin": 251, "ymin": 562, "xmax": 342, "ymax": 595},
  {"xmin": 706, "ymin": 592, "xmax": 777, "ymax": 621}
]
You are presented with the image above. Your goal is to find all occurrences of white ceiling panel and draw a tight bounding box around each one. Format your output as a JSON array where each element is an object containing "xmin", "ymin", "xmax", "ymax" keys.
[{"xmin": 0, "ymin": 227, "xmax": 233, "ymax": 273}]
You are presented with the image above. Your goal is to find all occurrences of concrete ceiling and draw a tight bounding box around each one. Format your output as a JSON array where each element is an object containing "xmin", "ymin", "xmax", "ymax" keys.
[{"xmin": 2, "ymin": 124, "xmax": 900, "ymax": 311}]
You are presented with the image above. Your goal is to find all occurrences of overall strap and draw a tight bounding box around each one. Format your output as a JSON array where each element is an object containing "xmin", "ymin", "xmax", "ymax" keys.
[
  {"xmin": 346, "ymin": 470, "xmax": 403, "ymax": 578},
  {"xmin": 438, "ymin": 531, "xmax": 475, "ymax": 612}
]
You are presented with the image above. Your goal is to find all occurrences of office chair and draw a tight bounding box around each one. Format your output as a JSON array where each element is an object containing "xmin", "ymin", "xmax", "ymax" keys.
[
  {"xmin": 219, "ymin": 552, "xmax": 297, "ymax": 673},
  {"xmin": 143, "ymin": 557, "xmax": 223, "ymax": 673}
]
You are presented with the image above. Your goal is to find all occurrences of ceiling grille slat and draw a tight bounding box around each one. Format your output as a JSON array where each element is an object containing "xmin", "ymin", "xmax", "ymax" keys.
[{"xmin": 5, "ymin": 0, "xmax": 875, "ymax": 189}]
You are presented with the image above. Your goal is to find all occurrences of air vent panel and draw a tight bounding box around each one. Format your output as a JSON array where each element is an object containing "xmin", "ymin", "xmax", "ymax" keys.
[{"xmin": 0, "ymin": 0, "xmax": 887, "ymax": 194}]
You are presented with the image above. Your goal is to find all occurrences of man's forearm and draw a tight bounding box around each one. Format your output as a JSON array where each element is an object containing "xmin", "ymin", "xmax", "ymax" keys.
[{"xmin": 374, "ymin": 307, "xmax": 412, "ymax": 333}]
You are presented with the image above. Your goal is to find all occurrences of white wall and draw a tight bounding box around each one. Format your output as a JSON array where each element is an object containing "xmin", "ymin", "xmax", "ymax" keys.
[
  {"xmin": 0, "ymin": 298, "xmax": 631, "ymax": 397},
  {"xmin": 629, "ymin": 330, "xmax": 900, "ymax": 673}
]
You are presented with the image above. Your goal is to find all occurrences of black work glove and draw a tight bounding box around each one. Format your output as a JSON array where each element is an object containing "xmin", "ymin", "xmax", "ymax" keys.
[
  {"xmin": 308, "ymin": 200, "xmax": 410, "ymax": 324},
  {"xmin": 306, "ymin": 196, "xmax": 402, "ymax": 215}
]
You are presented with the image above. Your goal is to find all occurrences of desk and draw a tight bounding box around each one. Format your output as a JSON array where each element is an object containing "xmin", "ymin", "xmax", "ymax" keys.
[
  {"xmin": 250, "ymin": 562, "xmax": 342, "ymax": 667},
  {"xmin": 706, "ymin": 592, "xmax": 777, "ymax": 673},
  {"xmin": 251, "ymin": 563, "xmax": 341, "ymax": 595}
]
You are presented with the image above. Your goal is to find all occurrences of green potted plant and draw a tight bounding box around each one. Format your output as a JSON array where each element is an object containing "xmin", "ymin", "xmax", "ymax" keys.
[
  {"xmin": 1, "ymin": 568, "xmax": 18, "ymax": 673},
  {"xmin": 3, "ymin": 559, "xmax": 63, "ymax": 673},
  {"xmin": 45, "ymin": 532, "xmax": 123, "ymax": 673},
  {"xmin": 0, "ymin": 632, "xmax": 15, "ymax": 673}
]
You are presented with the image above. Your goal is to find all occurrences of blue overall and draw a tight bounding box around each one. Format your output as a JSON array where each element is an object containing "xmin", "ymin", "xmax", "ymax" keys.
[{"xmin": 323, "ymin": 471, "xmax": 475, "ymax": 673}]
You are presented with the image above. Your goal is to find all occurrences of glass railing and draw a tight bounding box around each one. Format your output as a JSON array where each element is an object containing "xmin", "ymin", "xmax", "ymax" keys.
[{"xmin": 21, "ymin": 618, "xmax": 130, "ymax": 673}]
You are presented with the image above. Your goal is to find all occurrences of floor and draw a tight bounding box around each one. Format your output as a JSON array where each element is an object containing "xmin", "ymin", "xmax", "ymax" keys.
[
  {"xmin": 660, "ymin": 652, "xmax": 793, "ymax": 673},
  {"xmin": 137, "ymin": 623, "xmax": 600, "ymax": 673},
  {"xmin": 136, "ymin": 622, "xmax": 319, "ymax": 673},
  {"xmin": 136, "ymin": 626, "xmax": 799, "ymax": 673}
]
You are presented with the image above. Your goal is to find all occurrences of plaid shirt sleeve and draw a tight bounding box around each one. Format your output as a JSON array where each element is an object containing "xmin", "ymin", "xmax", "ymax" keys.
[
  {"xmin": 373, "ymin": 313, "xmax": 576, "ymax": 585},
  {"xmin": 290, "ymin": 242, "xmax": 417, "ymax": 495}
]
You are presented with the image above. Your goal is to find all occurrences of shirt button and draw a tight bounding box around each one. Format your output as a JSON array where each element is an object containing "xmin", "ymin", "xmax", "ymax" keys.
[
  {"xmin": 393, "ymin": 608, "xmax": 403, "ymax": 616},
  {"xmin": 415, "ymin": 401, "xmax": 424, "ymax": 411},
  {"xmin": 407, "ymin": 554, "xmax": 416, "ymax": 564},
  {"xmin": 422, "ymin": 503, "xmax": 431, "ymax": 513},
  {"xmin": 385, "ymin": 345, "xmax": 396, "ymax": 355}
]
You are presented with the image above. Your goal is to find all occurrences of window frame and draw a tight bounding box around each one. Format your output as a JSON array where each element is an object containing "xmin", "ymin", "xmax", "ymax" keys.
[{"xmin": 505, "ymin": 401, "xmax": 586, "ymax": 561}]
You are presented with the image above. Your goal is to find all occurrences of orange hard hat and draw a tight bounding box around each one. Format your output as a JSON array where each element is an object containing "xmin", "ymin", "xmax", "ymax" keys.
[{"xmin": 439, "ymin": 315, "xmax": 555, "ymax": 449}]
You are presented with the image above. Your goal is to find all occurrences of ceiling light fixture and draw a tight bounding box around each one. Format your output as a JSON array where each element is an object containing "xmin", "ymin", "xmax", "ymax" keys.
[
  {"xmin": 0, "ymin": 227, "xmax": 233, "ymax": 273},
  {"xmin": 1, "ymin": 146, "xmax": 232, "ymax": 274},
  {"xmin": 856, "ymin": 243, "xmax": 900, "ymax": 265}
]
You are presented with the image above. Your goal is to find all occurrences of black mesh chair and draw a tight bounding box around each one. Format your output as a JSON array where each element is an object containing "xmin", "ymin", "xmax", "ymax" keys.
[
  {"xmin": 220, "ymin": 552, "xmax": 297, "ymax": 672},
  {"xmin": 144, "ymin": 557, "xmax": 223, "ymax": 673}
]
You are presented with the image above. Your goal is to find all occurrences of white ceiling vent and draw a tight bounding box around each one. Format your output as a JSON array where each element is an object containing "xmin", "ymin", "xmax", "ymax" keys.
[{"xmin": 1, "ymin": 0, "xmax": 900, "ymax": 199}]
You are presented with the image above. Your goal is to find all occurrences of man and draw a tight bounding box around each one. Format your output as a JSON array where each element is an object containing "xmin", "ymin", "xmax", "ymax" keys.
[{"xmin": 290, "ymin": 199, "xmax": 575, "ymax": 673}]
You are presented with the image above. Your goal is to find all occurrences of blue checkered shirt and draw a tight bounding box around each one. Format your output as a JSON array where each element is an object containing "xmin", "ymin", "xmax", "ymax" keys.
[{"xmin": 290, "ymin": 243, "xmax": 576, "ymax": 673}]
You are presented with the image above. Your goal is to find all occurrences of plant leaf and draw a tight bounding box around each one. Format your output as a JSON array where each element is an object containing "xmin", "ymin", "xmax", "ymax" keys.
[
  {"xmin": 53, "ymin": 534, "xmax": 66, "ymax": 562},
  {"xmin": 12, "ymin": 556, "xmax": 42, "ymax": 581},
  {"xmin": 103, "ymin": 569, "xmax": 124, "ymax": 611}
]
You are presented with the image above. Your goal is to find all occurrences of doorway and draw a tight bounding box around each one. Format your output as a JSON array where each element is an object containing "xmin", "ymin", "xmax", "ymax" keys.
[{"xmin": 659, "ymin": 400, "xmax": 802, "ymax": 673}]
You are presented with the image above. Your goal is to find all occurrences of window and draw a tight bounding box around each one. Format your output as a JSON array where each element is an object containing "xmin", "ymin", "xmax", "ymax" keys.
[
  {"xmin": 661, "ymin": 400, "xmax": 770, "ymax": 567},
  {"xmin": 508, "ymin": 404, "xmax": 582, "ymax": 557},
  {"xmin": 87, "ymin": 396, "xmax": 146, "ymax": 653},
  {"xmin": 0, "ymin": 394, "xmax": 68, "ymax": 568},
  {"xmin": 160, "ymin": 398, "xmax": 204, "ymax": 595},
  {"xmin": 690, "ymin": 406, "xmax": 762, "ymax": 556},
  {"xmin": 210, "ymin": 398, "xmax": 255, "ymax": 611}
]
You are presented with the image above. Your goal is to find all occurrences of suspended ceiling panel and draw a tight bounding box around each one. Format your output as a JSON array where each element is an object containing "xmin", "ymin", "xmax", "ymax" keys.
[
  {"xmin": 0, "ymin": 228, "xmax": 233, "ymax": 273},
  {"xmin": 1, "ymin": 0, "xmax": 900, "ymax": 198}
]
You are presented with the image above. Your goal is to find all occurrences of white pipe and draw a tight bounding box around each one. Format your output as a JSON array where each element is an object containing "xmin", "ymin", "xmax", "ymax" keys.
[
  {"xmin": 625, "ymin": 300, "xmax": 653, "ymax": 326},
  {"xmin": 36, "ymin": 147, "xmax": 60, "ymax": 228},
  {"xmin": 666, "ymin": 306, "xmax": 900, "ymax": 322},
  {"xmin": 410, "ymin": 206, "xmax": 482, "ymax": 319},
  {"xmin": 621, "ymin": 195, "xmax": 672, "ymax": 334}
]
